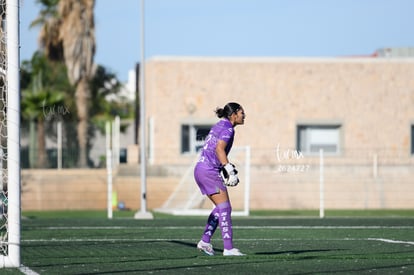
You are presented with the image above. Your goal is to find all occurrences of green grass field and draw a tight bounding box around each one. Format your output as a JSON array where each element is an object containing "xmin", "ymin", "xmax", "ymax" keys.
[{"xmin": 4, "ymin": 210, "xmax": 414, "ymax": 274}]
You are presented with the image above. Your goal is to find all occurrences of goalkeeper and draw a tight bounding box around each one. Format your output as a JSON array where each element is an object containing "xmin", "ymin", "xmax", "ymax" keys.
[{"xmin": 194, "ymin": 102, "xmax": 246, "ymax": 256}]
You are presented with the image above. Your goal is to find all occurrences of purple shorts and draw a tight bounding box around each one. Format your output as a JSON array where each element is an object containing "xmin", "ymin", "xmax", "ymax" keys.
[{"xmin": 194, "ymin": 163, "xmax": 227, "ymax": 195}]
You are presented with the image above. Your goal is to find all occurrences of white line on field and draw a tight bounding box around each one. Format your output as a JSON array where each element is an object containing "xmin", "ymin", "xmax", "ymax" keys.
[
  {"xmin": 19, "ymin": 265, "xmax": 40, "ymax": 275},
  {"xmin": 237, "ymin": 226, "xmax": 414, "ymax": 229},
  {"xmin": 21, "ymin": 238, "xmax": 414, "ymax": 245},
  {"xmin": 22, "ymin": 238, "xmax": 197, "ymax": 242},
  {"xmin": 36, "ymin": 225, "xmax": 414, "ymax": 230},
  {"xmin": 368, "ymin": 238, "xmax": 414, "ymax": 245}
]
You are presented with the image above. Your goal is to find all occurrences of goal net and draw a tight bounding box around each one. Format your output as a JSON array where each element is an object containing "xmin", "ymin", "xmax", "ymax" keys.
[
  {"xmin": 0, "ymin": 0, "xmax": 21, "ymax": 268},
  {"xmin": 155, "ymin": 146, "xmax": 251, "ymax": 216}
]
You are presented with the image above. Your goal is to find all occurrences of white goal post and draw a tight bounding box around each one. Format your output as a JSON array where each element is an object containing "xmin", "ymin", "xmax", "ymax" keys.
[
  {"xmin": 155, "ymin": 146, "xmax": 251, "ymax": 216},
  {"xmin": 0, "ymin": 0, "xmax": 21, "ymax": 268}
]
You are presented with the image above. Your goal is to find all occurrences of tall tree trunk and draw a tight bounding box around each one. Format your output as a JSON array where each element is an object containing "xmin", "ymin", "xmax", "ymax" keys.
[
  {"xmin": 37, "ymin": 119, "xmax": 47, "ymax": 168},
  {"xmin": 76, "ymin": 78, "xmax": 90, "ymax": 167},
  {"xmin": 58, "ymin": 0, "xmax": 95, "ymax": 167}
]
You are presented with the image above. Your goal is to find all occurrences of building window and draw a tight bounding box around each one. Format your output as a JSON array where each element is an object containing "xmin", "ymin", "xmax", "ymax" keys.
[
  {"xmin": 181, "ymin": 124, "xmax": 212, "ymax": 154},
  {"xmin": 297, "ymin": 124, "xmax": 341, "ymax": 155}
]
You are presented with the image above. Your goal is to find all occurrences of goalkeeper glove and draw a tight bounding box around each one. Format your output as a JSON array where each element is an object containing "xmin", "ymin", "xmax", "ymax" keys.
[{"xmin": 220, "ymin": 163, "xmax": 239, "ymax": 187}]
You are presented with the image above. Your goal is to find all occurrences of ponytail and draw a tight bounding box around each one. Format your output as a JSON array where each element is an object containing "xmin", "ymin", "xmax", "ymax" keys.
[{"xmin": 215, "ymin": 102, "xmax": 242, "ymax": 119}]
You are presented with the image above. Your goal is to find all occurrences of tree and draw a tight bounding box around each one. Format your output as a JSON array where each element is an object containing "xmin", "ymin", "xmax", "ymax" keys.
[
  {"xmin": 58, "ymin": 0, "xmax": 95, "ymax": 167},
  {"xmin": 30, "ymin": 0, "xmax": 63, "ymax": 61},
  {"xmin": 89, "ymin": 65, "xmax": 134, "ymax": 129},
  {"xmin": 33, "ymin": 0, "xmax": 96, "ymax": 167},
  {"xmin": 21, "ymin": 52, "xmax": 69, "ymax": 168}
]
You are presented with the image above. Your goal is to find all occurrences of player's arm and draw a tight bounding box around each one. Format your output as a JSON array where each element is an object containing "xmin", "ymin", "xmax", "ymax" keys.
[
  {"xmin": 216, "ymin": 139, "xmax": 239, "ymax": 186},
  {"xmin": 216, "ymin": 139, "xmax": 229, "ymax": 166}
]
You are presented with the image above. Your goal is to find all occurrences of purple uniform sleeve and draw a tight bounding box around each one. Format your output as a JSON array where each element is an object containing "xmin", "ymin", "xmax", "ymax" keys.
[{"xmin": 198, "ymin": 119, "xmax": 235, "ymax": 169}]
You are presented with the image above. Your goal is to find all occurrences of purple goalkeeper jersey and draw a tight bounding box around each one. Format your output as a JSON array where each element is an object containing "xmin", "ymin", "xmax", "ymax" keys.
[{"xmin": 198, "ymin": 119, "xmax": 235, "ymax": 169}]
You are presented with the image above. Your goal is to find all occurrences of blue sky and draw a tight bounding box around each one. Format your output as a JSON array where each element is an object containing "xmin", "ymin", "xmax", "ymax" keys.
[{"xmin": 20, "ymin": 0, "xmax": 414, "ymax": 82}]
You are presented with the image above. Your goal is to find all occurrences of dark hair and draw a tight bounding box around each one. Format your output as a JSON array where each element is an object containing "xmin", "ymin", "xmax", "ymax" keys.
[{"xmin": 215, "ymin": 102, "xmax": 242, "ymax": 119}]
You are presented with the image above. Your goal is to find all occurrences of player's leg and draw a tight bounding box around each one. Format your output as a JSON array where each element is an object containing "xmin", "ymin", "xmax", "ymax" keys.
[
  {"xmin": 200, "ymin": 207, "xmax": 219, "ymax": 243},
  {"xmin": 197, "ymin": 189, "xmax": 229, "ymax": 256},
  {"xmin": 194, "ymin": 165, "xmax": 222, "ymax": 256},
  {"xmin": 195, "ymin": 166, "xmax": 243, "ymax": 255},
  {"xmin": 197, "ymin": 207, "xmax": 219, "ymax": 256},
  {"xmin": 209, "ymin": 190, "xmax": 245, "ymax": 256}
]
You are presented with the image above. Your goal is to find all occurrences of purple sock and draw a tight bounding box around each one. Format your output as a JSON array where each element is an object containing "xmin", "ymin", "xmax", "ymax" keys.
[
  {"xmin": 217, "ymin": 201, "xmax": 233, "ymax": 250},
  {"xmin": 201, "ymin": 206, "xmax": 219, "ymax": 243}
]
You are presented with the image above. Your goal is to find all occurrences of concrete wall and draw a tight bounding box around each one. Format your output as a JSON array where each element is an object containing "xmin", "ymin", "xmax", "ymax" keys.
[
  {"xmin": 21, "ymin": 165, "xmax": 414, "ymax": 211},
  {"xmin": 21, "ymin": 169, "xmax": 179, "ymax": 211}
]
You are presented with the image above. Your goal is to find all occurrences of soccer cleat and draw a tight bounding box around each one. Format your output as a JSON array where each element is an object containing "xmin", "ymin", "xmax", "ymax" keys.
[
  {"xmin": 223, "ymin": 248, "xmax": 245, "ymax": 256},
  {"xmin": 197, "ymin": 240, "xmax": 214, "ymax": 256}
]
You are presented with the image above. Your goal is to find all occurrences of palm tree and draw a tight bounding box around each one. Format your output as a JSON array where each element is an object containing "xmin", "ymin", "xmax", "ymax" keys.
[
  {"xmin": 89, "ymin": 65, "xmax": 133, "ymax": 126},
  {"xmin": 21, "ymin": 79, "xmax": 65, "ymax": 168},
  {"xmin": 58, "ymin": 0, "xmax": 95, "ymax": 167},
  {"xmin": 30, "ymin": 0, "xmax": 63, "ymax": 61},
  {"xmin": 21, "ymin": 52, "xmax": 68, "ymax": 168},
  {"xmin": 33, "ymin": 0, "xmax": 96, "ymax": 167}
]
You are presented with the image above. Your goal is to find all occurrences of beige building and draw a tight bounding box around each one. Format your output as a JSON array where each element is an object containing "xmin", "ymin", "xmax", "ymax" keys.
[
  {"xmin": 145, "ymin": 56, "xmax": 414, "ymax": 163},
  {"xmin": 142, "ymin": 56, "xmax": 414, "ymax": 211},
  {"xmin": 22, "ymin": 56, "xmax": 414, "ymax": 212}
]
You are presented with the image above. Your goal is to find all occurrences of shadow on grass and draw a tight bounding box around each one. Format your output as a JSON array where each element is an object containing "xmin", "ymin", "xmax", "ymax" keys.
[
  {"xmin": 169, "ymin": 240, "xmax": 347, "ymax": 257},
  {"xmin": 170, "ymin": 239, "xmax": 223, "ymax": 253},
  {"xmin": 255, "ymin": 248, "xmax": 344, "ymax": 255},
  {"xmin": 24, "ymin": 240, "xmax": 414, "ymax": 275}
]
